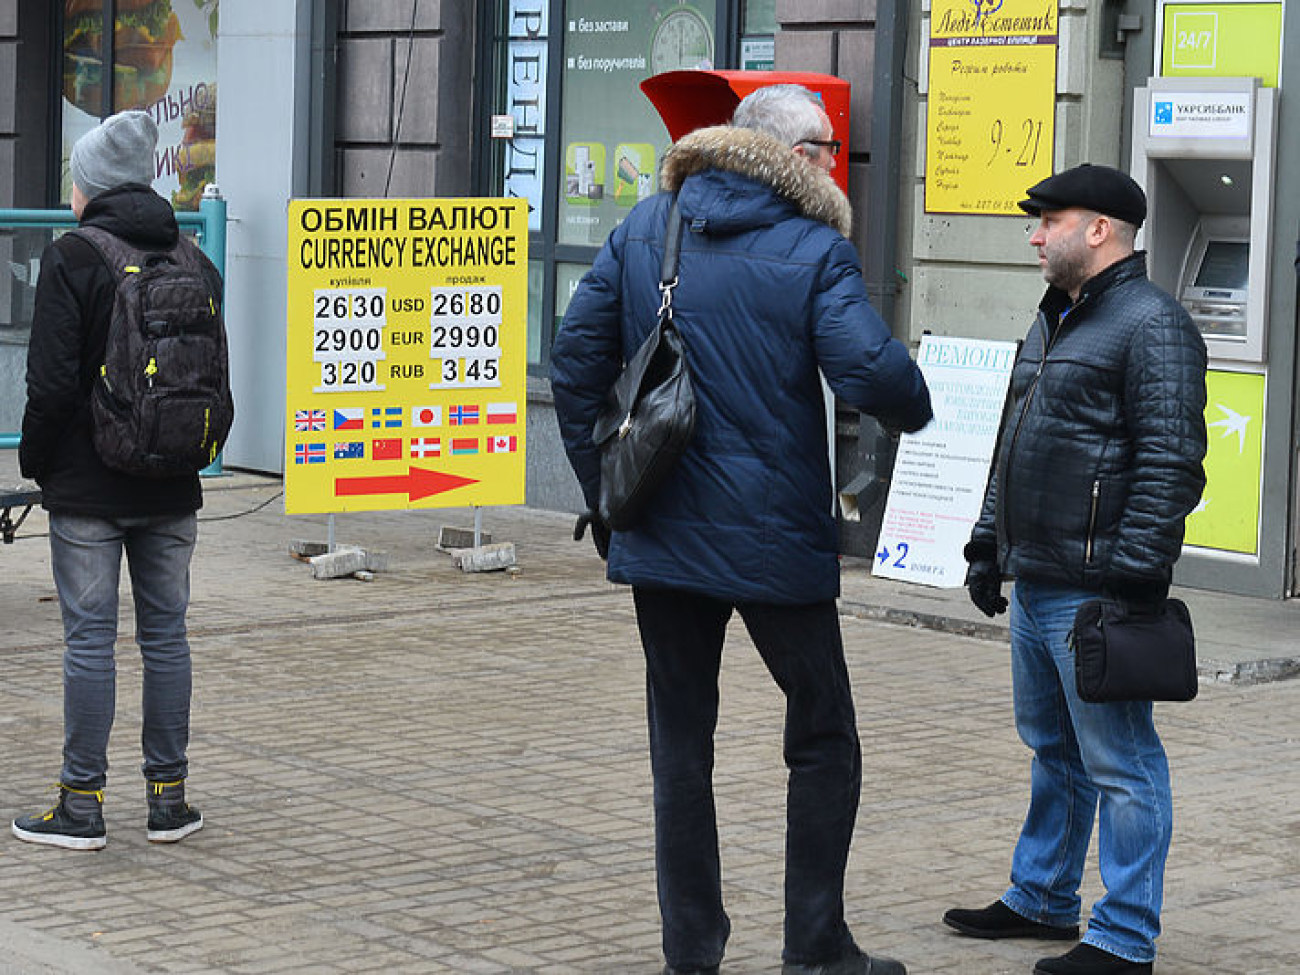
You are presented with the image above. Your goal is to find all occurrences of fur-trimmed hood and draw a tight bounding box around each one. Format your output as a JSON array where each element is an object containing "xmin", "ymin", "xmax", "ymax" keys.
[{"xmin": 659, "ymin": 125, "xmax": 852, "ymax": 237}]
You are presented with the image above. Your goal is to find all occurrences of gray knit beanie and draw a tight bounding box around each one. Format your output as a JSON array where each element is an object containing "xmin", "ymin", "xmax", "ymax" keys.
[{"xmin": 70, "ymin": 110, "xmax": 158, "ymax": 199}]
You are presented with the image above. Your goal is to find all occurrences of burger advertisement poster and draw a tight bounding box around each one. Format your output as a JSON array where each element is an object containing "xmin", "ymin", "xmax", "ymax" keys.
[{"xmin": 61, "ymin": 0, "xmax": 219, "ymax": 210}]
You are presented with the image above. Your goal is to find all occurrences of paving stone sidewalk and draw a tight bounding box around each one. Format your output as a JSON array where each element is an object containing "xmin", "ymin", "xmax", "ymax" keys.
[{"xmin": 0, "ymin": 470, "xmax": 1297, "ymax": 974}]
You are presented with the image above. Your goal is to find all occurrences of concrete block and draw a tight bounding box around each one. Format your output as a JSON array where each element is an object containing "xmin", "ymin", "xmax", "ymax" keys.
[
  {"xmin": 437, "ymin": 526, "xmax": 492, "ymax": 550},
  {"xmin": 289, "ymin": 540, "xmax": 329, "ymax": 557},
  {"xmin": 450, "ymin": 542, "xmax": 517, "ymax": 573},
  {"xmin": 390, "ymin": 38, "xmax": 442, "ymax": 143},
  {"xmin": 337, "ymin": 38, "xmax": 394, "ymax": 142},
  {"xmin": 911, "ymin": 184, "xmax": 1037, "ymax": 265},
  {"xmin": 907, "ymin": 264, "xmax": 1044, "ymax": 343},
  {"xmin": 311, "ymin": 548, "xmax": 370, "ymax": 579},
  {"xmin": 432, "ymin": 145, "xmax": 472, "ymax": 197},
  {"xmin": 309, "ymin": 546, "xmax": 390, "ymax": 579},
  {"xmin": 775, "ymin": 30, "xmax": 834, "ymax": 73},
  {"xmin": 345, "ymin": 0, "xmax": 444, "ymax": 32},
  {"xmin": 847, "ymin": 160, "xmax": 873, "ymax": 255},
  {"xmin": 339, "ymin": 147, "xmax": 439, "ymax": 197},
  {"xmin": 0, "ymin": 139, "xmax": 13, "ymax": 208},
  {"xmin": 778, "ymin": 0, "xmax": 875, "ymax": 23},
  {"xmin": 837, "ymin": 31, "xmax": 875, "ymax": 146},
  {"xmin": 0, "ymin": 43, "xmax": 14, "ymax": 132}
]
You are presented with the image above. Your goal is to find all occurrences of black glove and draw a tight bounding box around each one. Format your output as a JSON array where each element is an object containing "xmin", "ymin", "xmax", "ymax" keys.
[
  {"xmin": 573, "ymin": 510, "xmax": 611, "ymax": 561},
  {"xmin": 1104, "ymin": 575, "xmax": 1169, "ymax": 616},
  {"xmin": 966, "ymin": 560, "xmax": 1008, "ymax": 618}
]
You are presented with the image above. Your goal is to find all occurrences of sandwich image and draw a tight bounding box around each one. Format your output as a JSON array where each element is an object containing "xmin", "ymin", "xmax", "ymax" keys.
[
  {"xmin": 64, "ymin": 0, "xmax": 183, "ymax": 113},
  {"xmin": 172, "ymin": 86, "xmax": 215, "ymax": 210}
]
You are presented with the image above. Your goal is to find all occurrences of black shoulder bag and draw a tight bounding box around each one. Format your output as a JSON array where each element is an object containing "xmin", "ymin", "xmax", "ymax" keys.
[
  {"xmin": 590, "ymin": 200, "xmax": 695, "ymax": 531},
  {"xmin": 1069, "ymin": 597, "xmax": 1198, "ymax": 703}
]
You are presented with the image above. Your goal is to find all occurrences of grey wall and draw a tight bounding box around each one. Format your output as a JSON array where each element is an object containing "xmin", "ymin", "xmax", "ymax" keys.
[
  {"xmin": 335, "ymin": 0, "xmax": 476, "ymax": 199},
  {"xmin": 900, "ymin": 0, "xmax": 1125, "ymax": 346}
]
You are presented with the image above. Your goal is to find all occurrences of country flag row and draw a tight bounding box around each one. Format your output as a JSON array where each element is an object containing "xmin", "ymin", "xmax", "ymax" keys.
[
  {"xmin": 293, "ymin": 402, "xmax": 517, "ymax": 432},
  {"xmin": 294, "ymin": 435, "xmax": 519, "ymax": 464}
]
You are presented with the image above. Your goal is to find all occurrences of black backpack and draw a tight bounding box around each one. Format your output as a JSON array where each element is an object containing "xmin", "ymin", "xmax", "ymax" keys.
[{"xmin": 73, "ymin": 225, "xmax": 235, "ymax": 477}]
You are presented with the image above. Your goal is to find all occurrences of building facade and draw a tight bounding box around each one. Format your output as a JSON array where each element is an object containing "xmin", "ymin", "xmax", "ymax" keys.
[{"xmin": 2, "ymin": 1, "xmax": 1296, "ymax": 597}]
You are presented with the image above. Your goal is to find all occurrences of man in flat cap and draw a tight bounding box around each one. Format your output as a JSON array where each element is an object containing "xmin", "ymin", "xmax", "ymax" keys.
[
  {"xmin": 943, "ymin": 163, "xmax": 1207, "ymax": 975},
  {"xmin": 13, "ymin": 110, "xmax": 220, "ymax": 851}
]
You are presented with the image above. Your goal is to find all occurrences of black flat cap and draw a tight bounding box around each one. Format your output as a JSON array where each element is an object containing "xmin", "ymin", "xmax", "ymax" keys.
[{"xmin": 1018, "ymin": 163, "xmax": 1147, "ymax": 227}]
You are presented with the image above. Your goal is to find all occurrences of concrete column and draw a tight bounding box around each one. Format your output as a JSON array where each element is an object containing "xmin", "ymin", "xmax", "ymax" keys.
[
  {"xmin": 335, "ymin": 0, "xmax": 474, "ymax": 199},
  {"xmin": 216, "ymin": 0, "xmax": 315, "ymax": 472}
]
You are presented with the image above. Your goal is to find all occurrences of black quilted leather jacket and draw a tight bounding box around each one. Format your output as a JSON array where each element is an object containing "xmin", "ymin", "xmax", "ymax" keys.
[{"xmin": 969, "ymin": 252, "xmax": 1207, "ymax": 589}]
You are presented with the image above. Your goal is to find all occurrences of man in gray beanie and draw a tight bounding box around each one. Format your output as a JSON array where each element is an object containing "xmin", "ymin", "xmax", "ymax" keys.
[
  {"xmin": 69, "ymin": 109, "xmax": 159, "ymax": 203},
  {"xmin": 14, "ymin": 110, "xmax": 223, "ymax": 850}
]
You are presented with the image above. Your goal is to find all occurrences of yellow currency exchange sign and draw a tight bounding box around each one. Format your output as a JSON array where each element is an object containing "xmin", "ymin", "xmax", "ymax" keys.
[
  {"xmin": 284, "ymin": 199, "xmax": 528, "ymax": 515},
  {"xmin": 926, "ymin": 0, "xmax": 1057, "ymax": 215}
]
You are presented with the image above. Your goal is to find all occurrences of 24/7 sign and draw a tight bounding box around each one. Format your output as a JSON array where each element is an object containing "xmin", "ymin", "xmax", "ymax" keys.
[{"xmin": 284, "ymin": 199, "xmax": 528, "ymax": 514}]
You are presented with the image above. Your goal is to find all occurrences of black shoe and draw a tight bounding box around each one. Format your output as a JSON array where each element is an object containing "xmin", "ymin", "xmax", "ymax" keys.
[
  {"xmin": 146, "ymin": 779, "xmax": 204, "ymax": 843},
  {"xmin": 1034, "ymin": 944, "xmax": 1153, "ymax": 974},
  {"xmin": 782, "ymin": 948, "xmax": 906, "ymax": 975},
  {"xmin": 12, "ymin": 785, "xmax": 107, "ymax": 851},
  {"xmin": 662, "ymin": 966, "xmax": 719, "ymax": 975},
  {"xmin": 943, "ymin": 901, "xmax": 1078, "ymax": 941}
]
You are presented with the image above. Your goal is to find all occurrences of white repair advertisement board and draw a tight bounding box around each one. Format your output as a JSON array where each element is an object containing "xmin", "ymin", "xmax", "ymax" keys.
[{"xmin": 873, "ymin": 335, "xmax": 1017, "ymax": 587}]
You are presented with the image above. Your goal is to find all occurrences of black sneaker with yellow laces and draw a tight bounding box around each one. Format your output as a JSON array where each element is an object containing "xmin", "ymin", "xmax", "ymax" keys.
[
  {"xmin": 146, "ymin": 779, "xmax": 204, "ymax": 843},
  {"xmin": 12, "ymin": 785, "xmax": 107, "ymax": 851}
]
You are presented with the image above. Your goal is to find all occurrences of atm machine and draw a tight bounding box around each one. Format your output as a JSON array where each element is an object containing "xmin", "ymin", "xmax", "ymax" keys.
[
  {"xmin": 1130, "ymin": 75, "xmax": 1279, "ymax": 584},
  {"xmin": 1131, "ymin": 76, "xmax": 1277, "ymax": 362}
]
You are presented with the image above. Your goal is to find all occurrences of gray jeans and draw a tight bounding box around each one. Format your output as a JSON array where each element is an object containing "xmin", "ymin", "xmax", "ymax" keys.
[{"xmin": 49, "ymin": 511, "xmax": 197, "ymax": 790}]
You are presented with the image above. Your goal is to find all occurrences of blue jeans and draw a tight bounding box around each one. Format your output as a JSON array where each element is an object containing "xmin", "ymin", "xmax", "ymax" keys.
[
  {"xmin": 1003, "ymin": 580, "xmax": 1172, "ymax": 963},
  {"xmin": 632, "ymin": 587, "xmax": 862, "ymax": 971},
  {"xmin": 49, "ymin": 511, "xmax": 198, "ymax": 791}
]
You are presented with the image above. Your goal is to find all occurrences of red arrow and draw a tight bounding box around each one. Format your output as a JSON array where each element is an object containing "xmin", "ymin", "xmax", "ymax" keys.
[{"xmin": 335, "ymin": 466, "xmax": 478, "ymax": 501}]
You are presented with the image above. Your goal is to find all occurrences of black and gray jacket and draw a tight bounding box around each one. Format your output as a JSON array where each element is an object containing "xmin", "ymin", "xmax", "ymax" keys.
[
  {"xmin": 968, "ymin": 252, "xmax": 1207, "ymax": 590},
  {"xmin": 21, "ymin": 184, "xmax": 218, "ymax": 515}
]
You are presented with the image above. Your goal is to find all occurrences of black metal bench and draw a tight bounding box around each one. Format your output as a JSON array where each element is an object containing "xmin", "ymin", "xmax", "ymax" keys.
[{"xmin": 0, "ymin": 485, "xmax": 40, "ymax": 543}]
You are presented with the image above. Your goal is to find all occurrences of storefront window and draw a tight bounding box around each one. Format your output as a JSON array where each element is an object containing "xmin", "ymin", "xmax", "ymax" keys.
[
  {"xmin": 60, "ymin": 0, "xmax": 220, "ymax": 210},
  {"xmin": 553, "ymin": 262, "xmax": 589, "ymax": 322},
  {"xmin": 741, "ymin": 0, "xmax": 776, "ymax": 70},
  {"xmin": 743, "ymin": 0, "xmax": 776, "ymax": 33},
  {"xmin": 527, "ymin": 260, "xmax": 545, "ymax": 364},
  {"xmin": 557, "ymin": 2, "xmax": 716, "ymax": 246}
]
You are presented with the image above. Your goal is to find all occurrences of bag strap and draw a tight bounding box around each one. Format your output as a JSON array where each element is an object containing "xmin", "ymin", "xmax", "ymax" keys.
[{"xmin": 657, "ymin": 199, "xmax": 684, "ymax": 321}]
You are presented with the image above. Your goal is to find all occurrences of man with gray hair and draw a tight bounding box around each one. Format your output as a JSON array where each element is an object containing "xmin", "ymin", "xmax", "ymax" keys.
[
  {"xmin": 553, "ymin": 84, "xmax": 930, "ymax": 975},
  {"xmin": 731, "ymin": 83, "xmax": 841, "ymax": 174},
  {"xmin": 13, "ymin": 110, "xmax": 219, "ymax": 851}
]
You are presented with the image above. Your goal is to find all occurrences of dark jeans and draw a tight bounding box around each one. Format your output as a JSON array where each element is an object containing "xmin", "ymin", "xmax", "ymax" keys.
[{"xmin": 633, "ymin": 587, "xmax": 862, "ymax": 970}]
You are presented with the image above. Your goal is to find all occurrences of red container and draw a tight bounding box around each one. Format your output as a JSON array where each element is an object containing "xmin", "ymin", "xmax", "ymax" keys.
[{"xmin": 641, "ymin": 70, "xmax": 851, "ymax": 194}]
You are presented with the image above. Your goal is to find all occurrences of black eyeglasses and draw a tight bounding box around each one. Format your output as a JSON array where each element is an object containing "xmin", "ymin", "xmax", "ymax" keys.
[{"xmin": 799, "ymin": 138, "xmax": 841, "ymax": 156}]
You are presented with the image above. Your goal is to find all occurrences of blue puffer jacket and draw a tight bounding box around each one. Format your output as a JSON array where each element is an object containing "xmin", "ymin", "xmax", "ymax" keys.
[{"xmin": 551, "ymin": 125, "xmax": 932, "ymax": 604}]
